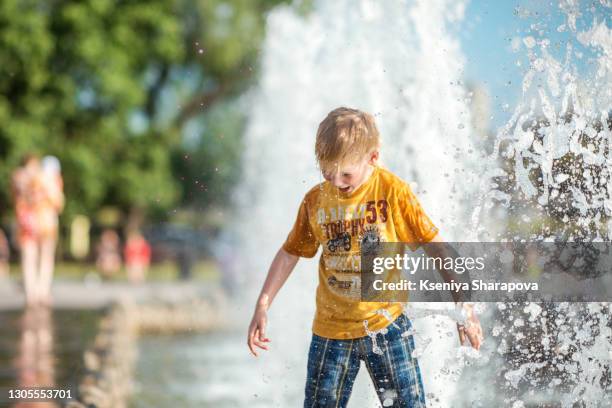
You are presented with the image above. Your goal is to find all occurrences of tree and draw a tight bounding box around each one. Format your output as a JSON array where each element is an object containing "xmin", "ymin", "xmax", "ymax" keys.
[{"xmin": 0, "ymin": 0, "xmax": 293, "ymax": 224}]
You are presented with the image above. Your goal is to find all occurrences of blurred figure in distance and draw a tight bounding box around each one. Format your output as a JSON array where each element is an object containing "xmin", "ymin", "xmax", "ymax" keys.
[
  {"xmin": 12, "ymin": 154, "xmax": 64, "ymax": 306},
  {"xmin": 124, "ymin": 229, "xmax": 151, "ymax": 284},
  {"xmin": 0, "ymin": 227, "xmax": 10, "ymax": 280},
  {"xmin": 96, "ymin": 229, "xmax": 122, "ymax": 279}
]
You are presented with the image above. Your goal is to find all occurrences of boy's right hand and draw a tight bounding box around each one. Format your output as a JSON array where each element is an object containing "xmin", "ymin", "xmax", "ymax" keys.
[
  {"xmin": 247, "ymin": 305, "xmax": 271, "ymax": 357},
  {"xmin": 457, "ymin": 303, "xmax": 484, "ymax": 350}
]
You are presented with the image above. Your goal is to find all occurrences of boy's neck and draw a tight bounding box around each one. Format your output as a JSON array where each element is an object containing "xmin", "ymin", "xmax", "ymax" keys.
[{"xmin": 354, "ymin": 163, "xmax": 376, "ymax": 190}]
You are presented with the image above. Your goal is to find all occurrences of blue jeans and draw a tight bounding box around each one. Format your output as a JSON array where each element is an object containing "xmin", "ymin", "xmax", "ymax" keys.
[{"xmin": 304, "ymin": 313, "xmax": 426, "ymax": 408}]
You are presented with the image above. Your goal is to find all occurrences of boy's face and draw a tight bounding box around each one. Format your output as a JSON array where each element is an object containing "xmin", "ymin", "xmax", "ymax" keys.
[{"xmin": 321, "ymin": 151, "xmax": 379, "ymax": 194}]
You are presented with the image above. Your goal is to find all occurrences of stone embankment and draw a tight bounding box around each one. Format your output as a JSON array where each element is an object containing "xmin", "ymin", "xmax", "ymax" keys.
[{"xmin": 65, "ymin": 292, "xmax": 227, "ymax": 408}]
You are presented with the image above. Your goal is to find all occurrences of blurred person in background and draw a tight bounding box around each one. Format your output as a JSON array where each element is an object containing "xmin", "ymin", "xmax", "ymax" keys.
[
  {"xmin": 124, "ymin": 230, "xmax": 151, "ymax": 284},
  {"xmin": 0, "ymin": 227, "xmax": 9, "ymax": 279},
  {"xmin": 11, "ymin": 154, "xmax": 64, "ymax": 306},
  {"xmin": 39, "ymin": 156, "xmax": 64, "ymax": 302},
  {"xmin": 96, "ymin": 229, "xmax": 122, "ymax": 279}
]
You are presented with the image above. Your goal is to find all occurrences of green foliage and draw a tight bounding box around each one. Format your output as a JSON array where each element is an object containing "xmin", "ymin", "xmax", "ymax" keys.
[
  {"xmin": 0, "ymin": 0, "xmax": 293, "ymax": 225},
  {"xmin": 183, "ymin": 0, "xmax": 291, "ymax": 74},
  {"xmin": 172, "ymin": 100, "xmax": 244, "ymax": 211},
  {"xmin": 0, "ymin": 0, "xmax": 183, "ymax": 221}
]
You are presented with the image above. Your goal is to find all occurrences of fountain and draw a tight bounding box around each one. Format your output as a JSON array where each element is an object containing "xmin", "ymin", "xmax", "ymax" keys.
[
  {"xmin": 467, "ymin": 0, "xmax": 611, "ymax": 406},
  {"xmin": 230, "ymin": 0, "xmax": 479, "ymax": 406},
  {"xmin": 172, "ymin": 0, "xmax": 610, "ymax": 406}
]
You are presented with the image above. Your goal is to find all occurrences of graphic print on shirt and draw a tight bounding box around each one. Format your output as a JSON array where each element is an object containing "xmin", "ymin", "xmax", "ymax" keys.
[
  {"xmin": 326, "ymin": 231, "xmax": 352, "ymax": 252},
  {"xmin": 360, "ymin": 224, "xmax": 381, "ymax": 256},
  {"xmin": 318, "ymin": 200, "xmax": 388, "ymax": 297},
  {"xmin": 318, "ymin": 200, "xmax": 388, "ymax": 240}
]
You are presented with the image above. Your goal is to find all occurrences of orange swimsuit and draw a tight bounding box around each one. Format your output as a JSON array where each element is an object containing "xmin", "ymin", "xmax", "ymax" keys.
[{"xmin": 14, "ymin": 170, "xmax": 63, "ymax": 244}]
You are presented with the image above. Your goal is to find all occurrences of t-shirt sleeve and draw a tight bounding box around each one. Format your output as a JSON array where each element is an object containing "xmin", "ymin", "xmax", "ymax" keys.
[
  {"xmin": 282, "ymin": 197, "xmax": 320, "ymax": 258},
  {"xmin": 395, "ymin": 184, "xmax": 439, "ymax": 251}
]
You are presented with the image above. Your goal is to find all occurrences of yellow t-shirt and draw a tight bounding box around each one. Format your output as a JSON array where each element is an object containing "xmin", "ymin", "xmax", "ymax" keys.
[{"xmin": 282, "ymin": 165, "xmax": 439, "ymax": 339}]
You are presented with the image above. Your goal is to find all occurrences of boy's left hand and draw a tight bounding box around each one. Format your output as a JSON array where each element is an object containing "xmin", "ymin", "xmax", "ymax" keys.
[{"xmin": 457, "ymin": 304, "xmax": 483, "ymax": 350}]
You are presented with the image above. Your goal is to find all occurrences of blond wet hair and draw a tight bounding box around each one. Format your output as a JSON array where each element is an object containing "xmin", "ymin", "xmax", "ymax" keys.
[{"xmin": 315, "ymin": 107, "xmax": 380, "ymax": 173}]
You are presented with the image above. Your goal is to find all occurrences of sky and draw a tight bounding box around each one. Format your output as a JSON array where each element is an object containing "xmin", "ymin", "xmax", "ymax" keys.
[{"xmin": 458, "ymin": 0, "xmax": 608, "ymax": 129}]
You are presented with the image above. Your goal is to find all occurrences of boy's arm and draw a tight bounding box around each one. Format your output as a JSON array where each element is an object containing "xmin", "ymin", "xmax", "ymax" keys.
[
  {"xmin": 423, "ymin": 234, "xmax": 470, "ymax": 304},
  {"xmin": 423, "ymin": 234, "xmax": 484, "ymax": 350},
  {"xmin": 247, "ymin": 247, "xmax": 299, "ymax": 357}
]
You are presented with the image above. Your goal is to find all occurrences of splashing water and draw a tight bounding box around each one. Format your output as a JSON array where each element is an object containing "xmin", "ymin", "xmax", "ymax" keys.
[
  {"xmin": 363, "ymin": 318, "xmax": 386, "ymax": 356},
  {"xmin": 358, "ymin": 308, "xmax": 410, "ymax": 357},
  {"xmin": 219, "ymin": 0, "xmax": 611, "ymax": 407},
  {"xmin": 228, "ymin": 0, "xmax": 480, "ymax": 406},
  {"xmin": 467, "ymin": 1, "xmax": 612, "ymax": 406},
  {"xmin": 472, "ymin": 2, "xmax": 611, "ymax": 242}
]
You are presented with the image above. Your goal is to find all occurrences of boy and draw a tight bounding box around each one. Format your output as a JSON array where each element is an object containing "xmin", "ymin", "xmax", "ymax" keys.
[{"xmin": 247, "ymin": 107, "xmax": 483, "ymax": 407}]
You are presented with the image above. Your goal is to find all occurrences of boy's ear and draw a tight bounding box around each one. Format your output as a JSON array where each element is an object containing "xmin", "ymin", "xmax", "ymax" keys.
[{"xmin": 368, "ymin": 150, "xmax": 380, "ymax": 164}]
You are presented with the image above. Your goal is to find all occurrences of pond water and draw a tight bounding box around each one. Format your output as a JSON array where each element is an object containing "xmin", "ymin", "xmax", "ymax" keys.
[
  {"xmin": 0, "ymin": 308, "xmax": 100, "ymax": 407},
  {"xmin": 131, "ymin": 330, "xmax": 307, "ymax": 408},
  {"xmin": 132, "ymin": 325, "xmax": 422, "ymax": 407}
]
